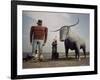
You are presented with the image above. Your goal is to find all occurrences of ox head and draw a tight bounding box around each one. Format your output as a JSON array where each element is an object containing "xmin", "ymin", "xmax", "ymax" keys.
[{"xmin": 53, "ymin": 18, "xmax": 79, "ymax": 41}]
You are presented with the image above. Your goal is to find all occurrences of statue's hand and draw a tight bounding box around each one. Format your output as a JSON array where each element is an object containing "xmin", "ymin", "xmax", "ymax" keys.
[{"xmin": 42, "ymin": 43, "xmax": 45, "ymax": 46}]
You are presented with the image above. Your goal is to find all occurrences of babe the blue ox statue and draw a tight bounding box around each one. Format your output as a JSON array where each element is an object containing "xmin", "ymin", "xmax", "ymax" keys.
[{"xmin": 53, "ymin": 18, "xmax": 86, "ymax": 60}]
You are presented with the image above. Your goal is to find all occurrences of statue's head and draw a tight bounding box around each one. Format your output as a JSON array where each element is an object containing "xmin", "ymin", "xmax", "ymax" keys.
[
  {"xmin": 60, "ymin": 27, "xmax": 69, "ymax": 41},
  {"xmin": 37, "ymin": 19, "xmax": 42, "ymax": 26}
]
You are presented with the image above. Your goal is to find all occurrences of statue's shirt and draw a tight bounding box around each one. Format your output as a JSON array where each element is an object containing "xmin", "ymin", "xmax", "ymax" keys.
[{"xmin": 30, "ymin": 26, "xmax": 48, "ymax": 43}]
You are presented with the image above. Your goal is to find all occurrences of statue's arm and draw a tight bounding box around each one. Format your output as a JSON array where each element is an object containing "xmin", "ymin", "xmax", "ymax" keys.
[
  {"xmin": 30, "ymin": 27, "xmax": 33, "ymax": 43},
  {"xmin": 44, "ymin": 27, "xmax": 48, "ymax": 43}
]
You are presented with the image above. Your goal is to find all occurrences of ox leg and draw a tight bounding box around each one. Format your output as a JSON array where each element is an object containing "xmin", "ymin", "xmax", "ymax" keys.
[
  {"xmin": 75, "ymin": 50, "xmax": 77, "ymax": 59},
  {"xmin": 65, "ymin": 48, "xmax": 69, "ymax": 59},
  {"xmin": 64, "ymin": 40, "xmax": 69, "ymax": 59},
  {"xmin": 82, "ymin": 47, "xmax": 86, "ymax": 58},
  {"xmin": 75, "ymin": 49, "xmax": 79, "ymax": 59},
  {"xmin": 75, "ymin": 44, "xmax": 80, "ymax": 60},
  {"xmin": 76, "ymin": 49, "xmax": 80, "ymax": 60}
]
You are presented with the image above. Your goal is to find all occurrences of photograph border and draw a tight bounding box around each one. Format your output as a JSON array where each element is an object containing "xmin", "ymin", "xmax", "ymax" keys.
[{"xmin": 11, "ymin": 1, "xmax": 97, "ymax": 79}]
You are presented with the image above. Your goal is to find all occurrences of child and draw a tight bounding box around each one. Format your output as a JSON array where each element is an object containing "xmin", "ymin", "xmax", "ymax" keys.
[{"xmin": 52, "ymin": 39, "xmax": 59, "ymax": 60}]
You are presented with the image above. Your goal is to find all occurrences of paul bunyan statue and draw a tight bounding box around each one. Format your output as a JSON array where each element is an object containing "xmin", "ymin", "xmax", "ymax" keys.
[{"xmin": 30, "ymin": 20, "xmax": 48, "ymax": 61}]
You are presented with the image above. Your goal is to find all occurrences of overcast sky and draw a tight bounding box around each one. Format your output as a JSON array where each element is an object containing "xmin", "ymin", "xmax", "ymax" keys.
[{"xmin": 22, "ymin": 11, "xmax": 90, "ymax": 53}]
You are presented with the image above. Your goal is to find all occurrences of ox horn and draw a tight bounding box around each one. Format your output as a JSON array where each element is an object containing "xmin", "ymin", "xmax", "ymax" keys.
[{"xmin": 52, "ymin": 18, "xmax": 79, "ymax": 32}]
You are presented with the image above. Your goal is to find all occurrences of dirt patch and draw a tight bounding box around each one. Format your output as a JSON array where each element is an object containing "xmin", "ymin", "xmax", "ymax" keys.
[{"xmin": 23, "ymin": 55, "xmax": 89, "ymax": 69}]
